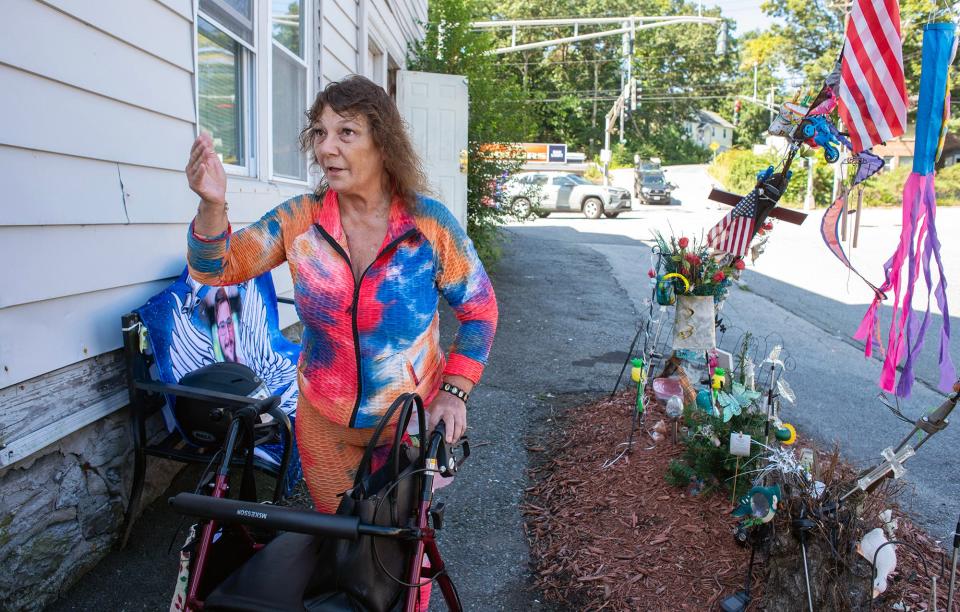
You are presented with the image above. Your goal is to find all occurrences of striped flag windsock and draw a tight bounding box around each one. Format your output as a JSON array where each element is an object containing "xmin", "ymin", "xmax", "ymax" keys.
[
  {"xmin": 706, "ymin": 189, "xmax": 758, "ymax": 257},
  {"xmin": 837, "ymin": 0, "xmax": 908, "ymax": 153}
]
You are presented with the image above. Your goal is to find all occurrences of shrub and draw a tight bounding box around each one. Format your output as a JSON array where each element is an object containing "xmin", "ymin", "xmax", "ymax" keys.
[
  {"xmin": 710, "ymin": 149, "xmax": 960, "ymax": 208},
  {"xmin": 861, "ymin": 163, "xmax": 960, "ymax": 207},
  {"xmin": 711, "ymin": 148, "xmax": 843, "ymax": 208},
  {"xmin": 406, "ymin": 0, "xmax": 529, "ymax": 265}
]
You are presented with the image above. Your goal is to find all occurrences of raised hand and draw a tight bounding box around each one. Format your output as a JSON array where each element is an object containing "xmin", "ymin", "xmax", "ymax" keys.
[{"xmin": 186, "ymin": 132, "xmax": 226, "ymax": 207}]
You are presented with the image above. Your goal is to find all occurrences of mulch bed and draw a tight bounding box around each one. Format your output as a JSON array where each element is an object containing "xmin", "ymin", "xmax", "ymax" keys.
[
  {"xmin": 524, "ymin": 392, "xmax": 763, "ymax": 611},
  {"xmin": 524, "ymin": 391, "xmax": 954, "ymax": 611}
]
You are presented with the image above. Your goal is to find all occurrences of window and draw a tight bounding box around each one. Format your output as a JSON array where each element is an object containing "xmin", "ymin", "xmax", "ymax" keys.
[
  {"xmin": 271, "ymin": 0, "xmax": 308, "ymax": 180},
  {"xmin": 531, "ymin": 175, "xmax": 548, "ymax": 186},
  {"xmin": 552, "ymin": 176, "xmax": 574, "ymax": 186},
  {"xmin": 202, "ymin": 0, "xmax": 254, "ymax": 44},
  {"xmin": 367, "ymin": 37, "xmax": 385, "ymax": 87},
  {"xmin": 387, "ymin": 57, "xmax": 400, "ymax": 99},
  {"xmin": 195, "ymin": 1, "xmax": 311, "ymax": 181},
  {"xmin": 197, "ymin": 13, "xmax": 252, "ymax": 172}
]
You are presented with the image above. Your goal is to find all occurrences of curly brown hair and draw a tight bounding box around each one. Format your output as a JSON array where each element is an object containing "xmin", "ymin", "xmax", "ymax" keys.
[{"xmin": 299, "ymin": 75, "xmax": 427, "ymax": 208}]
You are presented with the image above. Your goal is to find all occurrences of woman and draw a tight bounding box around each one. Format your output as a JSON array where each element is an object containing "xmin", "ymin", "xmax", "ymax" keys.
[{"xmin": 185, "ymin": 75, "xmax": 498, "ymax": 513}]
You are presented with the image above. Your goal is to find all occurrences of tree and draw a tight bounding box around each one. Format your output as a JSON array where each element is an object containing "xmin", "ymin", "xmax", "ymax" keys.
[
  {"xmin": 407, "ymin": 0, "xmax": 532, "ymax": 263},
  {"xmin": 474, "ymin": 0, "xmax": 739, "ymax": 163},
  {"xmin": 754, "ymin": 0, "xmax": 951, "ymax": 119}
]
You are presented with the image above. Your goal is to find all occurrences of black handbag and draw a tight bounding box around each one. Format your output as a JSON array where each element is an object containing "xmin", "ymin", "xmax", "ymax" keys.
[{"xmin": 312, "ymin": 393, "xmax": 427, "ymax": 612}]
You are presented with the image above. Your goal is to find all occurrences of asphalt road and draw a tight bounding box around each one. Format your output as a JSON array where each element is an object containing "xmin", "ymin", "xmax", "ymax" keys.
[
  {"xmin": 523, "ymin": 164, "xmax": 960, "ymax": 541},
  {"xmin": 48, "ymin": 228, "xmax": 642, "ymax": 611}
]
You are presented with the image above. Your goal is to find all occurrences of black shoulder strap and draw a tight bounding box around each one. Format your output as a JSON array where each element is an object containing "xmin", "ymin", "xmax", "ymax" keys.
[{"xmin": 353, "ymin": 394, "xmax": 418, "ymax": 488}]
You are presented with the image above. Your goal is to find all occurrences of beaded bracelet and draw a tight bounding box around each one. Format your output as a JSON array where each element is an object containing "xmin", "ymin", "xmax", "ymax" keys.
[{"xmin": 440, "ymin": 382, "xmax": 469, "ymax": 405}]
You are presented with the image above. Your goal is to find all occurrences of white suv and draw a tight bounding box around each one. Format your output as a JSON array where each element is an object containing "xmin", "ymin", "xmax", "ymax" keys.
[{"xmin": 503, "ymin": 171, "xmax": 632, "ymax": 219}]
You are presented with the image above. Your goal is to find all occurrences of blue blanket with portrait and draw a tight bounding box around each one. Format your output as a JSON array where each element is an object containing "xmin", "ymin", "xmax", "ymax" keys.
[{"xmin": 136, "ymin": 267, "xmax": 302, "ymax": 491}]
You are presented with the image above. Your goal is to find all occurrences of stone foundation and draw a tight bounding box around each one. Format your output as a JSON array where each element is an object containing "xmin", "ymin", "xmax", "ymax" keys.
[{"xmin": 0, "ymin": 409, "xmax": 180, "ymax": 612}]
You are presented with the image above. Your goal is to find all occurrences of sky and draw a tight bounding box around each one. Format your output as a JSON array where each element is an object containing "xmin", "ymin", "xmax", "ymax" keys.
[{"xmin": 711, "ymin": 0, "xmax": 782, "ymax": 35}]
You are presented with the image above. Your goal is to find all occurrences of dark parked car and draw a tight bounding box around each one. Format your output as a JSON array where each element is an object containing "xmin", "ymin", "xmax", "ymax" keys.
[{"xmin": 637, "ymin": 172, "xmax": 675, "ymax": 205}]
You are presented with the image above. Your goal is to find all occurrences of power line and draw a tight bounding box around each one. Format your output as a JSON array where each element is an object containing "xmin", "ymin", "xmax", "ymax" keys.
[
  {"xmin": 508, "ymin": 83, "xmax": 741, "ymax": 96},
  {"xmin": 517, "ymin": 94, "xmax": 738, "ymax": 103},
  {"xmin": 491, "ymin": 48, "xmax": 732, "ymax": 66}
]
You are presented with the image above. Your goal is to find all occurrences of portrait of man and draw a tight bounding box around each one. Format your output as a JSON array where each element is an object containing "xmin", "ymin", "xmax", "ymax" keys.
[{"xmin": 203, "ymin": 286, "xmax": 244, "ymax": 364}]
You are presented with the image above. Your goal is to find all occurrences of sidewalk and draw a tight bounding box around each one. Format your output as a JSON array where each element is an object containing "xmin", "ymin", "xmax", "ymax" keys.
[{"xmin": 48, "ymin": 227, "xmax": 641, "ymax": 611}]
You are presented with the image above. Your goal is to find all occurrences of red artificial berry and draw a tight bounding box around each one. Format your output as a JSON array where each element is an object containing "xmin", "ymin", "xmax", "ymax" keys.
[{"xmin": 648, "ymin": 268, "xmax": 656, "ymax": 278}]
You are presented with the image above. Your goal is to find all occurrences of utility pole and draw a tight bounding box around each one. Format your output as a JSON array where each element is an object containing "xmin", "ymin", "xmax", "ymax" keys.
[
  {"xmin": 592, "ymin": 62, "xmax": 598, "ymax": 128},
  {"xmin": 804, "ymin": 156, "xmax": 816, "ymax": 210},
  {"xmin": 602, "ymin": 82, "xmax": 626, "ymax": 185},
  {"xmin": 620, "ymin": 19, "xmax": 635, "ymax": 144},
  {"xmin": 833, "ymin": 0, "xmax": 853, "ymax": 204},
  {"xmin": 769, "ymin": 84, "xmax": 775, "ymax": 124}
]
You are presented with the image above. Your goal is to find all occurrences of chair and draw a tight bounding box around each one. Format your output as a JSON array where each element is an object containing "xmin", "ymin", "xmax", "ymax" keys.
[{"xmin": 119, "ymin": 268, "xmax": 302, "ymax": 547}]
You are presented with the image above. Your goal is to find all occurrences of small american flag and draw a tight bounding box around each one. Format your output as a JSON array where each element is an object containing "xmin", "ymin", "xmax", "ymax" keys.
[
  {"xmin": 706, "ymin": 189, "xmax": 758, "ymax": 256},
  {"xmin": 837, "ymin": 0, "xmax": 907, "ymax": 153}
]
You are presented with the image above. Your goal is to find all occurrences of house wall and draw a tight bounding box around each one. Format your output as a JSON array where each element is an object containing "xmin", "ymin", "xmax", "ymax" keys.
[
  {"xmin": 683, "ymin": 120, "xmax": 734, "ymax": 152},
  {"xmin": 0, "ymin": 0, "xmax": 425, "ymax": 609}
]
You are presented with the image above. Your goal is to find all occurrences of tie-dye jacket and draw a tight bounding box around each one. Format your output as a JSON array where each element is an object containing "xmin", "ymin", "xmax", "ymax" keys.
[{"xmin": 187, "ymin": 190, "xmax": 498, "ymax": 428}]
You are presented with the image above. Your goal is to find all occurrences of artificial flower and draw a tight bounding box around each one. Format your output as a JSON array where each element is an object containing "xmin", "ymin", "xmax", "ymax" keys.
[
  {"xmin": 678, "ymin": 236, "xmax": 690, "ymax": 248},
  {"xmin": 713, "ymin": 270, "xmax": 726, "ymax": 282},
  {"xmin": 734, "ymin": 259, "xmax": 746, "ymax": 271}
]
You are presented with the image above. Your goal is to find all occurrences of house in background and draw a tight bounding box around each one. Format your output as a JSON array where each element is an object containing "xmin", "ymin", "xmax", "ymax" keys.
[
  {"xmin": 0, "ymin": 1, "xmax": 432, "ymax": 608},
  {"xmin": 872, "ymin": 135, "xmax": 915, "ymax": 171},
  {"xmin": 683, "ymin": 109, "xmax": 735, "ymax": 153},
  {"xmin": 865, "ymin": 131, "xmax": 960, "ymax": 171}
]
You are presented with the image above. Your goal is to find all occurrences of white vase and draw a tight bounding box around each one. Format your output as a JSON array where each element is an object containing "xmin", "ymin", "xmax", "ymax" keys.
[{"xmin": 672, "ymin": 295, "xmax": 717, "ymax": 350}]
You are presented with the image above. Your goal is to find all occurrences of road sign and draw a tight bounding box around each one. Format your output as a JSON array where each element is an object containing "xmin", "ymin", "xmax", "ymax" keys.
[
  {"xmin": 599, "ymin": 148, "xmax": 612, "ymax": 163},
  {"xmin": 478, "ymin": 143, "xmax": 568, "ymax": 163},
  {"xmin": 709, "ymin": 141, "xmax": 720, "ymax": 151}
]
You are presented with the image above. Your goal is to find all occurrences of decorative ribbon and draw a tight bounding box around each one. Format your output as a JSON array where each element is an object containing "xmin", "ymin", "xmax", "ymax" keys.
[
  {"xmin": 662, "ymin": 272, "xmax": 691, "ymax": 294},
  {"xmin": 855, "ymin": 23, "xmax": 958, "ymax": 397},
  {"xmin": 821, "ymin": 192, "xmax": 884, "ymax": 299}
]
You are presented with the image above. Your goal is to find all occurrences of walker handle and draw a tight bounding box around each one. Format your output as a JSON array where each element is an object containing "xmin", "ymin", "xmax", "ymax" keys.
[{"xmin": 169, "ymin": 493, "xmax": 360, "ymax": 540}]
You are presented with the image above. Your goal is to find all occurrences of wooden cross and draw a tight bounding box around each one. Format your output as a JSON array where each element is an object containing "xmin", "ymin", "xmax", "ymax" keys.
[{"xmin": 708, "ymin": 188, "xmax": 808, "ymax": 226}]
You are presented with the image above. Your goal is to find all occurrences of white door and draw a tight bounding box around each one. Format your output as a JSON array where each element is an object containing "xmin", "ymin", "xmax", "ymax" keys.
[{"xmin": 397, "ymin": 71, "xmax": 469, "ymax": 229}]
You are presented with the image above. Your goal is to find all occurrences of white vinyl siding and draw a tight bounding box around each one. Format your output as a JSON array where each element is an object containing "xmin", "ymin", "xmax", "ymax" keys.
[
  {"xmin": 369, "ymin": 0, "xmax": 424, "ymax": 66},
  {"xmin": 0, "ymin": 0, "xmax": 426, "ymax": 465},
  {"xmin": 321, "ymin": 0, "xmax": 360, "ymax": 84},
  {"xmin": 0, "ymin": 2, "xmax": 304, "ymax": 394},
  {"xmin": 40, "ymin": 0, "xmax": 195, "ymax": 70},
  {"xmin": 0, "ymin": 64, "xmax": 193, "ymax": 170}
]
